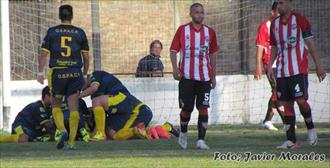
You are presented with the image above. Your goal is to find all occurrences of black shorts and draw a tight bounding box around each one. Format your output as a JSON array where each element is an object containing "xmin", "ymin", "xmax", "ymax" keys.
[
  {"xmin": 178, "ymin": 79, "xmax": 211, "ymax": 112},
  {"xmin": 106, "ymin": 104, "xmax": 153, "ymax": 132},
  {"xmin": 276, "ymin": 74, "xmax": 308, "ymax": 101},
  {"xmin": 49, "ymin": 68, "xmax": 84, "ymax": 97},
  {"xmin": 11, "ymin": 118, "xmax": 43, "ymax": 141}
]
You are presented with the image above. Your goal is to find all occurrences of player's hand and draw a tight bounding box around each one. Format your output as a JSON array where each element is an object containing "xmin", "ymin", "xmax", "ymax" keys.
[
  {"xmin": 254, "ymin": 65, "xmax": 262, "ymax": 80},
  {"xmin": 211, "ymin": 77, "xmax": 216, "ymax": 89},
  {"xmin": 316, "ymin": 66, "xmax": 326, "ymax": 82},
  {"xmin": 172, "ymin": 68, "xmax": 182, "ymax": 81},
  {"xmin": 37, "ymin": 74, "xmax": 45, "ymax": 85}
]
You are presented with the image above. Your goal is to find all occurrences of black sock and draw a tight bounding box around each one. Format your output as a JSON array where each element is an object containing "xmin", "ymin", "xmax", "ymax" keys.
[
  {"xmin": 285, "ymin": 116, "xmax": 296, "ymax": 143},
  {"xmin": 180, "ymin": 114, "xmax": 190, "ymax": 133},
  {"xmin": 198, "ymin": 115, "xmax": 208, "ymax": 140},
  {"xmin": 264, "ymin": 99, "xmax": 275, "ymax": 123},
  {"xmin": 301, "ymin": 108, "xmax": 314, "ymax": 130}
]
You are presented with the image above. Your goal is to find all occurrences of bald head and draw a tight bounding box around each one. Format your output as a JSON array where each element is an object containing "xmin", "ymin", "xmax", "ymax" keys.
[{"xmin": 190, "ymin": 3, "xmax": 204, "ymax": 24}]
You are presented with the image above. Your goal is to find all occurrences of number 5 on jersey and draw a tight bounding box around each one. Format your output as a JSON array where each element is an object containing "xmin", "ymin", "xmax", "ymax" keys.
[{"xmin": 61, "ymin": 36, "xmax": 72, "ymax": 57}]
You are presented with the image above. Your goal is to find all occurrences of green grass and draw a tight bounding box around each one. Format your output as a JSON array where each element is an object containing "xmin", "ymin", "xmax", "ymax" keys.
[{"xmin": 1, "ymin": 123, "xmax": 329, "ymax": 168}]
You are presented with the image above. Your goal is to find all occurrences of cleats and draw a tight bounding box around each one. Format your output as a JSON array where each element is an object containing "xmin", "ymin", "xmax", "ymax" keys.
[
  {"xmin": 133, "ymin": 123, "xmax": 147, "ymax": 139},
  {"xmin": 164, "ymin": 122, "xmax": 179, "ymax": 137},
  {"xmin": 178, "ymin": 132, "xmax": 188, "ymax": 149},
  {"xmin": 80, "ymin": 128, "xmax": 90, "ymax": 142},
  {"xmin": 276, "ymin": 140, "xmax": 300, "ymax": 149},
  {"xmin": 196, "ymin": 139, "xmax": 210, "ymax": 150},
  {"xmin": 90, "ymin": 131, "xmax": 106, "ymax": 142},
  {"xmin": 262, "ymin": 121, "xmax": 278, "ymax": 131},
  {"xmin": 308, "ymin": 128, "xmax": 318, "ymax": 146},
  {"xmin": 56, "ymin": 131, "xmax": 69, "ymax": 150}
]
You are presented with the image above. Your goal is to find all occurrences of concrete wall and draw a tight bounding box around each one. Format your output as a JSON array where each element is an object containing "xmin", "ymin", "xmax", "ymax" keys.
[{"xmin": 6, "ymin": 73, "xmax": 330, "ymax": 131}]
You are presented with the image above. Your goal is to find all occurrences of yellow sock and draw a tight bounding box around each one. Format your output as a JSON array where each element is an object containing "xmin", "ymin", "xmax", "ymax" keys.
[
  {"xmin": 93, "ymin": 106, "xmax": 106, "ymax": 135},
  {"xmin": 52, "ymin": 107, "xmax": 65, "ymax": 132},
  {"xmin": 0, "ymin": 134, "xmax": 20, "ymax": 143},
  {"xmin": 112, "ymin": 128, "xmax": 134, "ymax": 140},
  {"xmin": 68, "ymin": 111, "xmax": 79, "ymax": 144}
]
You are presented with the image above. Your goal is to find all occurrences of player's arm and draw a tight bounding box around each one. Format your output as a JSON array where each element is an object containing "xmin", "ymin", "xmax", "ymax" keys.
[
  {"xmin": 82, "ymin": 51, "xmax": 90, "ymax": 75},
  {"xmin": 170, "ymin": 26, "xmax": 182, "ymax": 80},
  {"xmin": 267, "ymin": 22, "xmax": 277, "ymax": 80},
  {"xmin": 80, "ymin": 82, "xmax": 100, "ymax": 98},
  {"xmin": 37, "ymin": 30, "xmax": 51, "ymax": 85},
  {"xmin": 81, "ymin": 30, "xmax": 90, "ymax": 75},
  {"xmin": 209, "ymin": 29, "xmax": 219, "ymax": 89},
  {"xmin": 255, "ymin": 46, "xmax": 264, "ymax": 80},
  {"xmin": 170, "ymin": 51, "xmax": 181, "ymax": 80},
  {"xmin": 305, "ymin": 38, "xmax": 326, "ymax": 82}
]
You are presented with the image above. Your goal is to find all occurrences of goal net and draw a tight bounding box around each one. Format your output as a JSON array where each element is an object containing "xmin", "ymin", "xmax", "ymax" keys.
[{"xmin": 5, "ymin": 0, "xmax": 330, "ymax": 128}]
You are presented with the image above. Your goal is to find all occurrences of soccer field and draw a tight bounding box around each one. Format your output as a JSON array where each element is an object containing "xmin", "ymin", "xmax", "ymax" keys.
[{"xmin": 0, "ymin": 123, "xmax": 329, "ymax": 168}]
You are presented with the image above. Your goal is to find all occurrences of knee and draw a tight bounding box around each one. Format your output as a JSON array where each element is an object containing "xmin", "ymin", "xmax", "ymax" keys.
[
  {"xmin": 180, "ymin": 111, "xmax": 192, "ymax": 118},
  {"xmin": 198, "ymin": 108, "xmax": 208, "ymax": 116}
]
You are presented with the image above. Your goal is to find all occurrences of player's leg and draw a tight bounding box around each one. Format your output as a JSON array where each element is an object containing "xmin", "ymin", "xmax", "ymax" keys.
[
  {"xmin": 90, "ymin": 95, "xmax": 109, "ymax": 141},
  {"xmin": 107, "ymin": 113, "xmax": 134, "ymax": 140},
  {"xmin": 66, "ymin": 70, "xmax": 85, "ymax": 148},
  {"xmin": 291, "ymin": 75, "xmax": 317, "ymax": 146},
  {"xmin": 178, "ymin": 79, "xmax": 195, "ymax": 149},
  {"xmin": 195, "ymin": 80, "xmax": 211, "ymax": 150},
  {"xmin": 262, "ymin": 68, "xmax": 283, "ymax": 131},
  {"xmin": 276, "ymin": 77, "xmax": 299, "ymax": 149}
]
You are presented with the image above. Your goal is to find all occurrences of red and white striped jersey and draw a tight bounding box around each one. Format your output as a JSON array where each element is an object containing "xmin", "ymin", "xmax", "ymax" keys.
[
  {"xmin": 270, "ymin": 12, "xmax": 313, "ymax": 78},
  {"xmin": 170, "ymin": 22, "xmax": 219, "ymax": 81}
]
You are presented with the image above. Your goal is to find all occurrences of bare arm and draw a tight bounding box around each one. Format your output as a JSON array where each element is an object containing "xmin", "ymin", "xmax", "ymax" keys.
[
  {"xmin": 82, "ymin": 51, "xmax": 90, "ymax": 75},
  {"xmin": 254, "ymin": 46, "xmax": 264, "ymax": 80},
  {"xmin": 305, "ymin": 37, "xmax": 326, "ymax": 82},
  {"xmin": 267, "ymin": 46, "xmax": 277, "ymax": 80},
  {"xmin": 170, "ymin": 51, "xmax": 181, "ymax": 80},
  {"xmin": 210, "ymin": 52, "xmax": 217, "ymax": 89},
  {"xmin": 37, "ymin": 50, "xmax": 49, "ymax": 84},
  {"xmin": 79, "ymin": 82, "xmax": 99, "ymax": 98}
]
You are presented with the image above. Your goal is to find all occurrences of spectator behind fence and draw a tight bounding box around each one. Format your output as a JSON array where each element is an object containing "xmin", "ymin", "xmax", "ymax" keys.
[{"xmin": 136, "ymin": 40, "xmax": 164, "ymax": 77}]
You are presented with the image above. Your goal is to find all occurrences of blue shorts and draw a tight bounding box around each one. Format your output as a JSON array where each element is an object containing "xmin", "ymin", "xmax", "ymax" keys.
[
  {"xmin": 107, "ymin": 104, "xmax": 153, "ymax": 132},
  {"xmin": 11, "ymin": 118, "xmax": 43, "ymax": 141},
  {"xmin": 48, "ymin": 68, "xmax": 84, "ymax": 98}
]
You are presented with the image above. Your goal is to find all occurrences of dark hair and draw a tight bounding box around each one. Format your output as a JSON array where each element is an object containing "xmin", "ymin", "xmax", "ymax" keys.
[
  {"xmin": 59, "ymin": 5, "xmax": 73, "ymax": 21},
  {"xmin": 271, "ymin": 2, "xmax": 278, "ymax": 10},
  {"xmin": 149, "ymin": 40, "xmax": 163, "ymax": 53},
  {"xmin": 190, "ymin": 3, "xmax": 203, "ymax": 12},
  {"xmin": 42, "ymin": 86, "xmax": 50, "ymax": 99}
]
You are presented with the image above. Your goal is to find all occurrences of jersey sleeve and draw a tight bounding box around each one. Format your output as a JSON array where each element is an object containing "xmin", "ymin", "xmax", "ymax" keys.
[
  {"xmin": 170, "ymin": 26, "xmax": 182, "ymax": 53},
  {"xmin": 209, "ymin": 28, "xmax": 219, "ymax": 55},
  {"xmin": 41, "ymin": 29, "xmax": 51, "ymax": 53},
  {"xmin": 298, "ymin": 15, "xmax": 313, "ymax": 39},
  {"xmin": 81, "ymin": 30, "xmax": 89, "ymax": 52},
  {"xmin": 256, "ymin": 22, "xmax": 267, "ymax": 47}
]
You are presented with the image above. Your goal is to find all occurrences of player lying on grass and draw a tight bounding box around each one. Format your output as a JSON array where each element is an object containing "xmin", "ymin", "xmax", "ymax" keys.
[
  {"xmin": 80, "ymin": 71, "xmax": 154, "ymax": 140},
  {"xmin": 0, "ymin": 86, "xmax": 54, "ymax": 143},
  {"xmin": 54, "ymin": 98, "xmax": 91, "ymax": 142}
]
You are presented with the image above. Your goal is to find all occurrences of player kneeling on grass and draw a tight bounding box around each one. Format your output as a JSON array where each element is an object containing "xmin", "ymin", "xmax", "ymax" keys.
[
  {"xmin": 80, "ymin": 71, "xmax": 151, "ymax": 140},
  {"xmin": 54, "ymin": 98, "xmax": 90, "ymax": 142},
  {"xmin": 0, "ymin": 86, "xmax": 54, "ymax": 143}
]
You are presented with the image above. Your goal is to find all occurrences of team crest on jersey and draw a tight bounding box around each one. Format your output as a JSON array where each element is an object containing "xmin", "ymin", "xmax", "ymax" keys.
[
  {"xmin": 200, "ymin": 45, "xmax": 208, "ymax": 53},
  {"xmin": 287, "ymin": 36, "xmax": 297, "ymax": 45}
]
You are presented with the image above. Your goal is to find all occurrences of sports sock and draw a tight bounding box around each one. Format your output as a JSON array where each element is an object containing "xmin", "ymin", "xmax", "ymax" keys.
[
  {"xmin": 299, "ymin": 102, "xmax": 314, "ymax": 130},
  {"xmin": 0, "ymin": 134, "xmax": 20, "ymax": 143},
  {"xmin": 198, "ymin": 108, "xmax": 208, "ymax": 140},
  {"xmin": 180, "ymin": 111, "xmax": 191, "ymax": 133},
  {"xmin": 52, "ymin": 107, "xmax": 65, "ymax": 132},
  {"xmin": 93, "ymin": 106, "xmax": 106, "ymax": 135},
  {"xmin": 112, "ymin": 128, "xmax": 135, "ymax": 140},
  {"xmin": 68, "ymin": 111, "xmax": 79, "ymax": 144}
]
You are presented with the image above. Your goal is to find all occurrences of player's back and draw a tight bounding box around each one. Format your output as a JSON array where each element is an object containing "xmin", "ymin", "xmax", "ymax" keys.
[
  {"xmin": 42, "ymin": 24, "xmax": 89, "ymax": 68},
  {"xmin": 91, "ymin": 71, "xmax": 130, "ymax": 98},
  {"xmin": 15, "ymin": 101, "xmax": 51, "ymax": 129}
]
